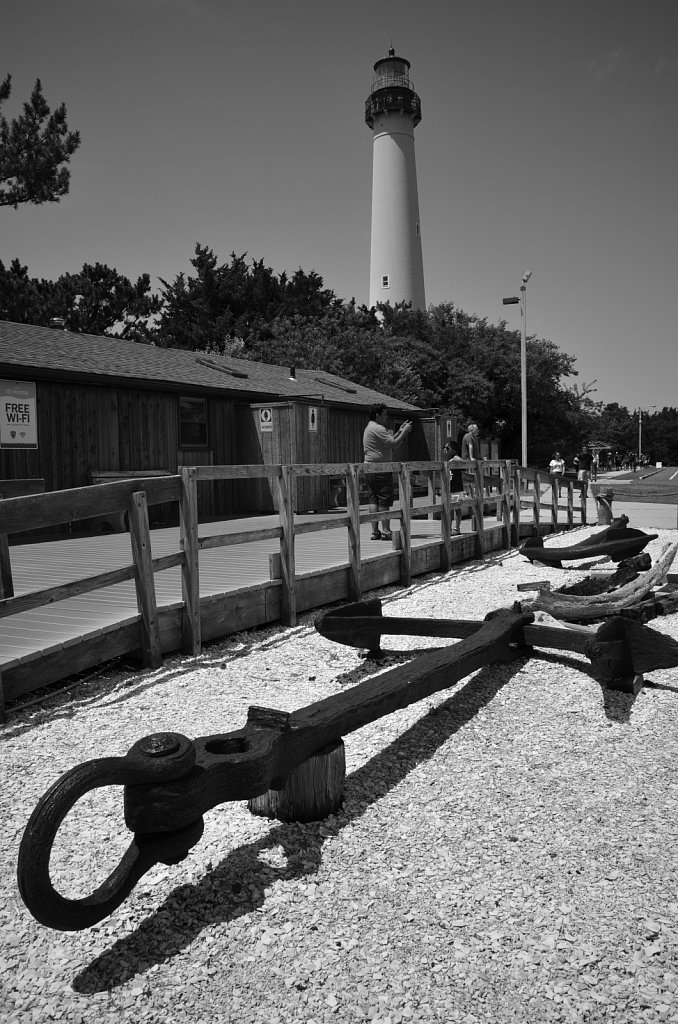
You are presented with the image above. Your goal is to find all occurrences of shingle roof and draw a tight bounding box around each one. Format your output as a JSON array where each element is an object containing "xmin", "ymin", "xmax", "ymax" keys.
[{"xmin": 0, "ymin": 321, "xmax": 420, "ymax": 412}]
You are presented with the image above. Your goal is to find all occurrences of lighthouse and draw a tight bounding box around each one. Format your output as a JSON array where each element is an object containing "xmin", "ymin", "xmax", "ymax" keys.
[{"xmin": 365, "ymin": 48, "xmax": 425, "ymax": 311}]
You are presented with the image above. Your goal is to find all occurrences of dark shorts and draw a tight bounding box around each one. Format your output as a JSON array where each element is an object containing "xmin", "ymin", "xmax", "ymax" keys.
[{"xmin": 365, "ymin": 471, "xmax": 393, "ymax": 510}]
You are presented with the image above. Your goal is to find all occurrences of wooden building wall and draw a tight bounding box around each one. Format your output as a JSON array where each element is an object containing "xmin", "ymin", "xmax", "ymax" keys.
[
  {"xmin": 0, "ymin": 375, "xmax": 425, "ymax": 519},
  {"xmin": 0, "ymin": 379, "xmax": 240, "ymax": 519}
]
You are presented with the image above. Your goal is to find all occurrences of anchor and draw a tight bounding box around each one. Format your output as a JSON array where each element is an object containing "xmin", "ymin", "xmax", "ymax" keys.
[{"xmin": 17, "ymin": 605, "xmax": 678, "ymax": 932}]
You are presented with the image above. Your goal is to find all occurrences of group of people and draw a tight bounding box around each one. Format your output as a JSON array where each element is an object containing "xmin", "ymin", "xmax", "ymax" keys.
[
  {"xmin": 362, "ymin": 408, "xmax": 481, "ymax": 539},
  {"xmin": 548, "ymin": 446, "xmax": 600, "ymax": 498}
]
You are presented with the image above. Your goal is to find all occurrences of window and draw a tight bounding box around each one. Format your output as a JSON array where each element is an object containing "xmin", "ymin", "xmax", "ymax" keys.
[
  {"xmin": 179, "ymin": 396, "xmax": 208, "ymax": 447},
  {"xmin": 381, "ymin": 274, "xmax": 390, "ymax": 288},
  {"xmin": 416, "ymin": 222, "xmax": 420, "ymax": 236}
]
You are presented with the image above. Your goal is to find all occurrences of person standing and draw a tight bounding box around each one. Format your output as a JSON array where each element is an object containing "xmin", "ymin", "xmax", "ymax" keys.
[
  {"xmin": 461, "ymin": 423, "xmax": 480, "ymax": 460},
  {"xmin": 574, "ymin": 446, "xmax": 593, "ymax": 499},
  {"xmin": 363, "ymin": 404, "xmax": 412, "ymax": 540},
  {"xmin": 548, "ymin": 451, "xmax": 565, "ymax": 496},
  {"xmin": 443, "ymin": 442, "xmax": 465, "ymax": 496}
]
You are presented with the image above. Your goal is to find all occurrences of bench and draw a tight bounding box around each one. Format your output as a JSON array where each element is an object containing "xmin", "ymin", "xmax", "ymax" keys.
[
  {"xmin": 0, "ymin": 479, "xmax": 46, "ymax": 598},
  {"xmin": 88, "ymin": 470, "xmax": 173, "ymax": 532}
]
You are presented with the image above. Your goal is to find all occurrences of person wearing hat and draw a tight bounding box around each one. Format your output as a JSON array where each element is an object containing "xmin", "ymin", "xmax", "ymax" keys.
[{"xmin": 461, "ymin": 423, "xmax": 480, "ymax": 460}]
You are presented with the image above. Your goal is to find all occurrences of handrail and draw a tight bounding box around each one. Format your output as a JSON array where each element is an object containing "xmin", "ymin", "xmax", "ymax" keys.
[{"xmin": 0, "ymin": 460, "xmax": 587, "ymax": 694}]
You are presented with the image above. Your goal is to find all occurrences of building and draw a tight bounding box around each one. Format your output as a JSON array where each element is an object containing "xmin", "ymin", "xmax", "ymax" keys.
[
  {"xmin": 365, "ymin": 48, "xmax": 426, "ymax": 311},
  {"xmin": 0, "ymin": 321, "xmax": 452, "ymax": 519}
]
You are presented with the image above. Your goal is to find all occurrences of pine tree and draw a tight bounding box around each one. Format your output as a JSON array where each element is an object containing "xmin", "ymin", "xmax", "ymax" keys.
[{"xmin": 0, "ymin": 75, "xmax": 80, "ymax": 208}]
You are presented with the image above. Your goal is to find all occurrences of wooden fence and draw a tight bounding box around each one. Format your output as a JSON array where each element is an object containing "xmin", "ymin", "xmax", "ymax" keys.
[{"xmin": 0, "ymin": 461, "xmax": 587, "ymax": 716}]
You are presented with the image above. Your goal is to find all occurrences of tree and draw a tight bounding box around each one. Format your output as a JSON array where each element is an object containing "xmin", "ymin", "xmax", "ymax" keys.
[
  {"xmin": 0, "ymin": 75, "xmax": 80, "ymax": 208},
  {"xmin": 0, "ymin": 259, "xmax": 160, "ymax": 339}
]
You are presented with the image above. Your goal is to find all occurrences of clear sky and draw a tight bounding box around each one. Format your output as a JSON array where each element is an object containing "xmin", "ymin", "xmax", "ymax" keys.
[{"xmin": 2, "ymin": 0, "xmax": 676, "ymax": 412}]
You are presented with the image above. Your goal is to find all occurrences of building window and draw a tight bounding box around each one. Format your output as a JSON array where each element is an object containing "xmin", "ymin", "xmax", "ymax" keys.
[
  {"xmin": 381, "ymin": 274, "xmax": 390, "ymax": 288},
  {"xmin": 416, "ymin": 222, "xmax": 420, "ymax": 236},
  {"xmin": 179, "ymin": 396, "xmax": 208, "ymax": 447}
]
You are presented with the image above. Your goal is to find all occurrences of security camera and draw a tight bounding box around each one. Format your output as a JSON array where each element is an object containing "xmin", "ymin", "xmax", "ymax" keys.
[{"xmin": 522, "ymin": 271, "xmax": 532, "ymax": 284}]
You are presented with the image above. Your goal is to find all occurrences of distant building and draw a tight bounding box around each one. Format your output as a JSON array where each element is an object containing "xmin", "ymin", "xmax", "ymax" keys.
[{"xmin": 365, "ymin": 48, "xmax": 426, "ymax": 310}]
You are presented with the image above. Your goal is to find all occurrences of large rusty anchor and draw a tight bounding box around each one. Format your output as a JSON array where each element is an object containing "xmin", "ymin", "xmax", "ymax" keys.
[{"xmin": 17, "ymin": 607, "xmax": 678, "ymax": 931}]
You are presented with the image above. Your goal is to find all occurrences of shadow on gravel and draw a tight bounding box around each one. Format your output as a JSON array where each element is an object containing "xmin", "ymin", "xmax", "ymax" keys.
[
  {"xmin": 72, "ymin": 658, "xmax": 523, "ymax": 993},
  {"xmin": 527, "ymin": 648, "xmax": 644, "ymax": 724}
]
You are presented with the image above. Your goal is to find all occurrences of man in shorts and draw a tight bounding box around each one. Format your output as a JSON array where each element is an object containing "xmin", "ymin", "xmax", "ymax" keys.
[
  {"xmin": 574, "ymin": 446, "xmax": 592, "ymax": 499},
  {"xmin": 363, "ymin": 404, "xmax": 412, "ymax": 540}
]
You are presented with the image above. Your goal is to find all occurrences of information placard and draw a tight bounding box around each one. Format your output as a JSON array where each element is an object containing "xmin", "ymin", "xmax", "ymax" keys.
[{"xmin": 1, "ymin": 380, "xmax": 38, "ymax": 449}]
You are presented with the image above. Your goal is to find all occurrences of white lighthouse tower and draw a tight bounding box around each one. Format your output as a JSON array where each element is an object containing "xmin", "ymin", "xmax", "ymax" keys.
[{"xmin": 365, "ymin": 48, "xmax": 425, "ymax": 311}]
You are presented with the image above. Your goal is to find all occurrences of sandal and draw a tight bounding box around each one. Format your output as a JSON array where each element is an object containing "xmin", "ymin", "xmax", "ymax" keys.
[
  {"xmin": 380, "ymin": 531, "xmax": 393, "ymax": 541},
  {"xmin": 370, "ymin": 530, "xmax": 382, "ymax": 540}
]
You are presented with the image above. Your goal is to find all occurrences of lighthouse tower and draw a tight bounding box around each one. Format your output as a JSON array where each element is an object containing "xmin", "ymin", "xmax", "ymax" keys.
[{"xmin": 365, "ymin": 48, "xmax": 425, "ymax": 310}]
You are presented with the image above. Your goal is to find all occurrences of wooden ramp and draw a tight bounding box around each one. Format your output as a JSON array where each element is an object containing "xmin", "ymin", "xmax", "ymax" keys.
[{"xmin": 1, "ymin": 509, "xmax": 474, "ymax": 669}]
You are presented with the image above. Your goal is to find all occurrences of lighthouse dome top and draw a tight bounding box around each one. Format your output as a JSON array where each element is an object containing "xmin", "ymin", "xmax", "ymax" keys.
[{"xmin": 372, "ymin": 48, "xmax": 413, "ymax": 90}]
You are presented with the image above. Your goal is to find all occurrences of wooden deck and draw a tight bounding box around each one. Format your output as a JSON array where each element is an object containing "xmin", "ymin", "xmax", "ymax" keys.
[
  {"xmin": 0, "ymin": 506, "xmax": 468, "ymax": 668},
  {"xmin": 2, "ymin": 478, "xmax": 674, "ymax": 684}
]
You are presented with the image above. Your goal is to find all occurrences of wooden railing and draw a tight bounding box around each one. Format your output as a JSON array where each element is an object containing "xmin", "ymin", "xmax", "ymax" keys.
[{"xmin": 0, "ymin": 460, "xmax": 587, "ymax": 716}]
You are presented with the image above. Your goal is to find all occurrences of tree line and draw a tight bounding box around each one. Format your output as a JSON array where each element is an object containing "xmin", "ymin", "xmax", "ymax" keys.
[{"xmin": 2, "ymin": 75, "xmax": 675, "ymax": 467}]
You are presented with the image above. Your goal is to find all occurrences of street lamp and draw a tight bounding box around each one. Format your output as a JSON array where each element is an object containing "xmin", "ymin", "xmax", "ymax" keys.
[{"xmin": 503, "ymin": 271, "xmax": 532, "ymax": 467}]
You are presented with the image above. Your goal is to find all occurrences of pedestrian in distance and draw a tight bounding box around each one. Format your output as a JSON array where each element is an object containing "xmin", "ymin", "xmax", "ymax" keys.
[
  {"xmin": 363, "ymin": 404, "xmax": 413, "ymax": 540},
  {"xmin": 574, "ymin": 445, "xmax": 593, "ymax": 500},
  {"xmin": 443, "ymin": 442, "xmax": 466, "ymax": 496},
  {"xmin": 461, "ymin": 422, "xmax": 480, "ymax": 460},
  {"xmin": 548, "ymin": 451, "xmax": 565, "ymax": 497}
]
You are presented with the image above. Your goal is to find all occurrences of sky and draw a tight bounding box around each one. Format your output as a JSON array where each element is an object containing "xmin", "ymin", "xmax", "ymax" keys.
[{"xmin": 2, "ymin": 0, "xmax": 677, "ymax": 414}]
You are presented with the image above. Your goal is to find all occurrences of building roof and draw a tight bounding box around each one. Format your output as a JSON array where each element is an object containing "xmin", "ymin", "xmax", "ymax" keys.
[{"xmin": 0, "ymin": 321, "xmax": 420, "ymax": 413}]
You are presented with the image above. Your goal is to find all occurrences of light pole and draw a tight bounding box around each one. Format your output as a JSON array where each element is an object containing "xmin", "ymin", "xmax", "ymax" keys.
[
  {"xmin": 502, "ymin": 271, "xmax": 532, "ymax": 468},
  {"xmin": 638, "ymin": 406, "xmax": 656, "ymax": 462}
]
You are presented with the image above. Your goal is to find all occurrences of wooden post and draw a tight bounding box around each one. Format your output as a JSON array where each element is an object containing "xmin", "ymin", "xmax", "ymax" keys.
[
  {"xmin": 0, "ymin": 534, "xmax": 12, "ymax": 599},
  {"xmin": 0, "ymin": 492, "xmax": 13, "ymax": 599},
  {"xmin": 439, "ymin": 462, "xmax": 452, "ymax": 571},
  {"xmin": 0, "ymin": 669, "xmax": 6, "ymax": 723},
  {"xmin": 128, "ymin": 491, "xmax": 162, "ymax": 669},
  {"xmin": 511, "ymin": 465, "xmax": 521, "ymax": 545},
  {"xmin": 500, "ymin": 461, "xmax": 512, "ymax": 548},
  {"xmin": 268, "ymin": 552, "xmax": 281, "ymax": 580},
  {"xmin": 277, "ymin": 465, "xmax": 297, "ymax": 626},
  {"xmin": 346, "ymin": 464, "xmax": 362, "ymax": 603},
  {"xmin": 179, "ymin": 466, "xmax": 201, "ymax": 655},
  {"xmin": 248, "ymin": 738, "xmax": 346, "ymax": 822},
  {"xmin": 567, "ymin": 480, "xmax": 574, "ymax": 528},
  {"xmin": 580, "ymin": 482, "xmax": 588, "ymax": 525},
  {"xmin": 398, "ymin": 464, "xmax": 412, "ymax": 586},
  {"xmin": 551, "ymin": 479, "xmax": 559, "ymax": 532},
  {"xmin": 532, "ymin": 471, "xmax": 540, "ymax": 532},
  {"xmin": 472, "ymin": 461, "xmax": 485, "ymax": 558}
]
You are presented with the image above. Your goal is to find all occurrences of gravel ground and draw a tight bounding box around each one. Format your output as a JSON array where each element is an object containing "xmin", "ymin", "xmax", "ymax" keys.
[{"xmin": 2, "ymin": 527, "xmax": 678, "ymax": 1024}]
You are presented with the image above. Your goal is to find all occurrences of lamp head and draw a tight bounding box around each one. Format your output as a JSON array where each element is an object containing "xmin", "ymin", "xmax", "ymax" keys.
[{"xmin": 521, "ymin": 271, "xmax": 532, "ymax": 284}]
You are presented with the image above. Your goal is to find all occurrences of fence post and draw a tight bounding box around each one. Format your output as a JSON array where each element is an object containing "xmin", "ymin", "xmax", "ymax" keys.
[
  {"xmin": 551, "ymin": 480, "xmax": 559, "ymax": 532},
  {"xmin": 346, "ymin": 464, "xmax": 362, "ymax": 602},
  {"xmin": 278, "ymin": 465, "xmax": 297, "ymax": 626},
  {"xmin": 567, "ymin": 480, "xmax": 574, "ymax": 528},
  {"xmin": 128, "ymin": 490, "xmax": 162, "ymax": 669},
  {"xmin": 179, "ymin": 466, "xmax": 201, "ymax": 655},
  {"xmin": 500, "ymin": 461, "xmax": 512, "ymax": 548},
  {"xmin": 396, "ymin": 464, "xmax": 413, "ymax": 585},
  {"xmin": 532, "ymin": 471, "xmax": 541, "ymax": 532},
  {"xmin": 580, "ymin": 483, "xmax": 587, "ymax": 525},
  {"xmin": 0, "ymin": 492, "xmax": 13, "ymax": 599},
  {"xmin": 511, "ymin": 465, "xmax": 521, "ymax": 544},
  {"xmin": 472, "ymin": 461, "xmax": 485, "ymax": 557},
  {"xmin": 439, "ymin": 462, "xmax": 452, "ymax": 571}
]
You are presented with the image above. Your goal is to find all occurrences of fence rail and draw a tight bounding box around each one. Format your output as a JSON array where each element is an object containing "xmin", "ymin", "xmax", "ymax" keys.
[{"xmin": 0, "ymin": 461, "xmax": 587, "ymax": 717}]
